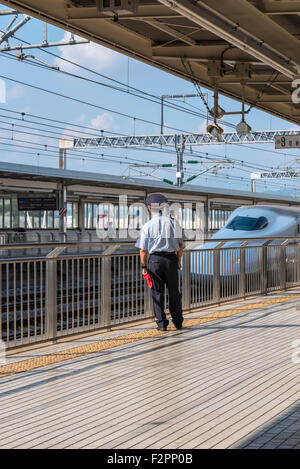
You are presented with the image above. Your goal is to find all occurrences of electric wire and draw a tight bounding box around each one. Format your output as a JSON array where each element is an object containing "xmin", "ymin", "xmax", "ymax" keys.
[{"xmin": 0, "ymin": 31, "xmax": 238, "ymax": 127}]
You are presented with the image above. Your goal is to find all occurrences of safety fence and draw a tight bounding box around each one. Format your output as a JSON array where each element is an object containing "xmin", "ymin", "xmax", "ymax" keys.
[{"xmin": 1, "ymin": 238, "xmax": 300, "ymax": 349}]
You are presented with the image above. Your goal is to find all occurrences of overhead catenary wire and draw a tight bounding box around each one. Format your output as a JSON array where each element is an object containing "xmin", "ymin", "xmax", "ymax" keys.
[
  {"xmin": 0, "ymin": 138, "xmax": 179, "ymax": 167},
  {"xmin": 0, "ymin": 125, "xmax": 278, "ymax": 173},
  {"xmin": 0, "ymin": 106, "xmax": 293, "ymax": 176},
  {"xmin": 0, "ymin": 119, "xmax": 280, "ymax": 174},
  {"xmin": 0, "ymin": 142, "xmax": 183, "ymax": 182},
  {"xmin": 0, "ymin": 28, "xmax": 296, "ymax": 192},
  {"xmin": 0, "ymin": 31, "xmax": 237, "ymax": 129},
  {"xmin": 0, "ymin": 132, "xmax": 298, "ymax": 192},
  {"xmin": 0, "ymin": 72, "xmax": 205, "ymax": 134},
  {"xmin": 1, "ymin": 141, "xmax": 297, "ymax": 191},
  {"xmin": 1, "ymin": 135, "xmax": 298, "ymax": 193},
  {"xmin": 0, "ymin": 113, "xmax": 281, "ymax": 175},
  {"xmin": 0, "ymin": 106, "xmax": 126, "ymax": 137},
  {"xmin": 0, "ymin": 108, "xmax": 292, "ymax": 175},
  {"xmin": 0, "ymin": 105, "xmax": 280, "ymax": 173},
  {"xmin": 0, "ymin": 51, "xmax": 224, "ymax": 130},
  {"xmin": 0, "ymin": 44, "xmax": 288, "ymax": 175}
]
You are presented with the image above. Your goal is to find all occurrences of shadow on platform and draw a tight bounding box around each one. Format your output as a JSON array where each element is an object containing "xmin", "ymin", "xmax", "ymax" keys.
[{"xmin": 233, "ymin": 401, "xmax": 300, "ymax": 449}]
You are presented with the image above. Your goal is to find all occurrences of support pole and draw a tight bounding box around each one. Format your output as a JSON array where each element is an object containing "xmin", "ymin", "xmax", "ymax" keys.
[
  {"xmin": 59, "ymin": 147, "xmax": 66, "ymax": 170},
  {"xmin": 43, "ymin": 22, "xmax": 48, "ymax": 44},
  {"xmin": 78, "ymin": 198, "xmax": 85, "ymax": 233},
  {"xmin": 262, "ymin": 245, "xmax": 268, "ymax": 295},
  {"xmin": 175, "ymin": 134, "xmax": 185, "ymax": 187},
  {"xmin": 101, "ymin": 256, "xmax": 112, "ymax": 329},
  {"xmin": 280, "ymin": 244, "xmax": 287, "ymax": 291},
  {"xmin": 144, "ymin": 281, "xmax": 153, "ymax": 317},
  {"xmin": 213, "ymin": 249, "xmax": 221, "ymax": 304},
  {"xmin": 214, "ymin": 86, "xmax": 219, "ymax": 121},
  {"xmin": 58, "ymin": 140, "xmax": 69, "ymax": 240},
  {"xmin": 46, "ymin": 259, "xmax": 57, "ymax": 342},
  {"xmin": 239, "ymin": 247, "xmax": 246, "ymax": 298},
  {"xmin": 0, "ymin": 15, "xmax": 31, "ymax": 46},
  {"xmin": 160, "ymin": 96, "xmax": 164, "ymax": 134},
  {"xmin": 204, "ymin": 197, "xmax": 210, "ymax": 236},
  {"xmin": 58, "ymin": 185, "xmax": 67, "ymax": 239},
  {"xmin": 182, "ymin": 251, "xmax": 191, "ymax": 310}
]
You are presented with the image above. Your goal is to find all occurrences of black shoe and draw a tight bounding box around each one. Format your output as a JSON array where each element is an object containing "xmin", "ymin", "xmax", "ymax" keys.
[
  {"xmin": 157, "ymin": 326, "xmax": 168, "ymax": 331},
  {"xmin": 173, "ymin": 322, "xmax": 183, "ymax": 330}
]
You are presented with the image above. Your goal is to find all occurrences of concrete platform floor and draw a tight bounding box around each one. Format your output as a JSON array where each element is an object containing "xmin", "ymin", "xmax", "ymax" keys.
[{"xmin": 1, "ymin": 290, "xmax": 300, "ymax": 449}]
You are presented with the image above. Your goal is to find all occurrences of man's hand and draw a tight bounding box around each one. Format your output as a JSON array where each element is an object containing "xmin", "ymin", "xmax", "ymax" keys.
[
  {"xmin": 140, "ymin": 249, "xmax": 148, "ymax": 275},
  {"xmin": 178, "ymin": 259, "xmax": 182, "ymax": 270}
]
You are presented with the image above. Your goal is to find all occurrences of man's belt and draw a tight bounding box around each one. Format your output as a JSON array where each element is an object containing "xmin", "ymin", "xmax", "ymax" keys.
[{"xmin": 150, "ymin": 251, "xmax": 176, "ymax": 256}]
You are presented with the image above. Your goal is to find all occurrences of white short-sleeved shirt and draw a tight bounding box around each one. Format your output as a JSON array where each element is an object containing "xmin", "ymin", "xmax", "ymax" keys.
[{"xmin": 135, "ymin": 214, "xmax": 183, "ymax": 254}]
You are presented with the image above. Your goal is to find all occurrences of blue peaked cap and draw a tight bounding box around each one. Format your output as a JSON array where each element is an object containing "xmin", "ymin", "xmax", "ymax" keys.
[{"xmin": 145, "ymin": 193, "xmax": 168, "ymax": 207}]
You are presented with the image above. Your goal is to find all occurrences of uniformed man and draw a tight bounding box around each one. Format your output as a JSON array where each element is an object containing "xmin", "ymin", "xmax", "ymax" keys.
[{"xmin": 135, "ymin": 193, "xmax": 184, "ymax": 331}]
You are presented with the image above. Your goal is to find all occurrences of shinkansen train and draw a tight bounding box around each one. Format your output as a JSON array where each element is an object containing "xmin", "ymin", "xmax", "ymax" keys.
[
  {"xmin": 210, "ymin": 205, "xmax": 300, "ymax": 244},
  {"xmin": 192, "ymin": 205, "xmax": 300, "ymax": 278},
  {"xmin": 201, "ymin": 205, "xmax": 300, "ymax": 249}
]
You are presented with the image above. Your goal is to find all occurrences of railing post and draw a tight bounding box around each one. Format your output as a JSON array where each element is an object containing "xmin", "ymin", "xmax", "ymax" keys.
[
  {"xmin": 280, "ymin": 245, "xmax": 287, "ymax": 290},
  {"xmin": 213, "ymin": 249, "xmax": 221, "ymax": 303},
  {"xmin": 239, "ymin": 247, "xmax": 246, "ymax": 298},
  {"xmin": 297, "ymin": 245, "xmax": 300, "ymax": 285},
  {"xmin": 182, "ymin": 251, "xmax": 191, "ymax": 311},
  {"xmin": 45, "ymin": 246, "xmax": 67, "ymax": 341},
  {"xmin": 101, "ymin": 256, "xmax": 111, "ymax": 329},
  {"xmin": 262, "ymin": 245, "xmax": 268, "ymax": 295},
  {"xmin": 143, "ymin": 281, "xmax": 153, "ymax": 317},
  {"xmin": 46, "ymin": 259, "xmax": 58, "ymax": 341}
]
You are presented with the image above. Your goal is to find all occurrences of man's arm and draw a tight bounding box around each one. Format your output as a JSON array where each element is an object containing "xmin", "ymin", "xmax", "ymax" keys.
[
  {"xmin": 177, "ymin": 242, "xmax": 183, "ymax": 270},
  {"xmin": 140, "ymin": 249, "xmax": 148, "ymax": 275},
  {"xmin": 135, "ymin": 225, "xmax": 149, "ymax": 276},
  {"xmin": 173, "ymin": 218, "xmax": 183, "ymax": 270}
]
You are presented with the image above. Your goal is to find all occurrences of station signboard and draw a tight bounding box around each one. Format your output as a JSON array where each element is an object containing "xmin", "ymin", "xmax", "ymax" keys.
[
  {"xmin": 18, "ymin": 196, "xmax": 58, "ymax": 211},
  {"xmin": 275, "ymin": 135, "xmax": 300, "ymax": 149}
]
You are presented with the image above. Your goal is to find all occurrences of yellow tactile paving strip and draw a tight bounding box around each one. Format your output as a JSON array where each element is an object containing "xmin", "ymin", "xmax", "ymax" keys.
[{"xmin": 1, "ymin": 294, "xmax": 299, "ymax": 378}]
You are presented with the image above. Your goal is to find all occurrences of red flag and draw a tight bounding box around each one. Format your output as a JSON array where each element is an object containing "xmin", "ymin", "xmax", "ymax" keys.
[{"xmin": 143, "ymin": 272, "xmax": 153, "ymax": 289}]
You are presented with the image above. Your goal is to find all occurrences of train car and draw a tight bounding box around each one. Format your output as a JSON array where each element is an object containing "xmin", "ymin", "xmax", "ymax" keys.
[
  {"xmin": 192, "ymin": 205, "xmax": 300, "ymax": 280},
  {"xmin": 210, "ymin": 205, "xmax": 300, "ymax": 245}
]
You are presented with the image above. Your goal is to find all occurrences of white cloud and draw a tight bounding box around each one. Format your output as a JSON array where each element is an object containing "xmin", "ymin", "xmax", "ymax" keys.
[
  {"xmin": 90, "ymin": 112, "xmax": 116, "ymax": 131},
  {"xmin": 6, "ymin": 85, "xmax": 27, "ymax": 101},
  {"xmin": 60, "ymin": 114, "xmax": 89, "ymax": 139},
  {"xmin": 59, "ymin": 113, "xmax": 117, "ymax": 142},
  {"xmin": 54, "ymin": 32, "xmax": 120, "ymax": 72},
  {"xmin": 198, "ymin": 120, "xmax": 208, "ymax": 133}
]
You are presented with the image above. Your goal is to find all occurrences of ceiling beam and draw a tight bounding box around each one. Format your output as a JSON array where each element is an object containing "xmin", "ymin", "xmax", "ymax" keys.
[
  {"xmin": 143, "ymin": 18, "xmax": 197, "ymax": 46},
  {"xmin": 64, "ymin": 3, "xmax": 181, "ymax": 20},
  {"xmin": 1, "ymin": 0, "xmax": 300, "ymax": 126},
  {"xmin": 152, "ymin": 45, "xmax": 252, "ymax": 61},
  {"xmin": 258, "ymin": 1, "xmax": 300, "ymax": 15},
  {"xmin": 157, "ymin": 0, "xmax": 299, "ymax": 78},
  {"xmin": 259, "ymin": 95, "xmax": 292, "ymax": 103},
  {"xmin": 65, "ymin": 13, "xmax": 182, "ymax": 20}
]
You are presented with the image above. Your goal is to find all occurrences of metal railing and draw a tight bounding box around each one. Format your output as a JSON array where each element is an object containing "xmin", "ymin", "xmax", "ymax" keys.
[{"xmin": 1, "ymin": 237, "xmax": 300, "ymax": 349}]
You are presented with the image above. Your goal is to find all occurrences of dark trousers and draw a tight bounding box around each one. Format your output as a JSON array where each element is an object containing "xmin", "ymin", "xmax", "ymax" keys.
[{"xmin": 148, "ymin": 252, "xmax": 183, "ymax": 329}]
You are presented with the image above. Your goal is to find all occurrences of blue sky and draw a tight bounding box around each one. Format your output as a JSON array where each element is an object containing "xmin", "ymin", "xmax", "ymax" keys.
[{"xmin": 1, "ymin": 7, "xmax": 300, "ymax": 197}]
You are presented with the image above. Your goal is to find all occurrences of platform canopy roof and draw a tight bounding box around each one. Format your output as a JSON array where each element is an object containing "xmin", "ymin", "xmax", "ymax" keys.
[
  {"xmin": 2, "ymin": 0, "xmax": 300, "ymax": 124},
  {"xmin": 0, "ymin": 161, "xmax": 300, "ymax": 206}
]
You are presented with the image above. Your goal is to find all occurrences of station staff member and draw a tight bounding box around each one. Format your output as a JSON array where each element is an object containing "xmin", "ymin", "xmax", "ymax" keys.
[{"xmin": 135, "ymin": 193, "xmax": 184, "ymax": 331}]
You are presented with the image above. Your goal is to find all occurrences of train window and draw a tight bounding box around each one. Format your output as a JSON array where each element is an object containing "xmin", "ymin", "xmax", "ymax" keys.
[{"xmin": 227, "ymin": 216, "xmax": 268, "ymax": 231}]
